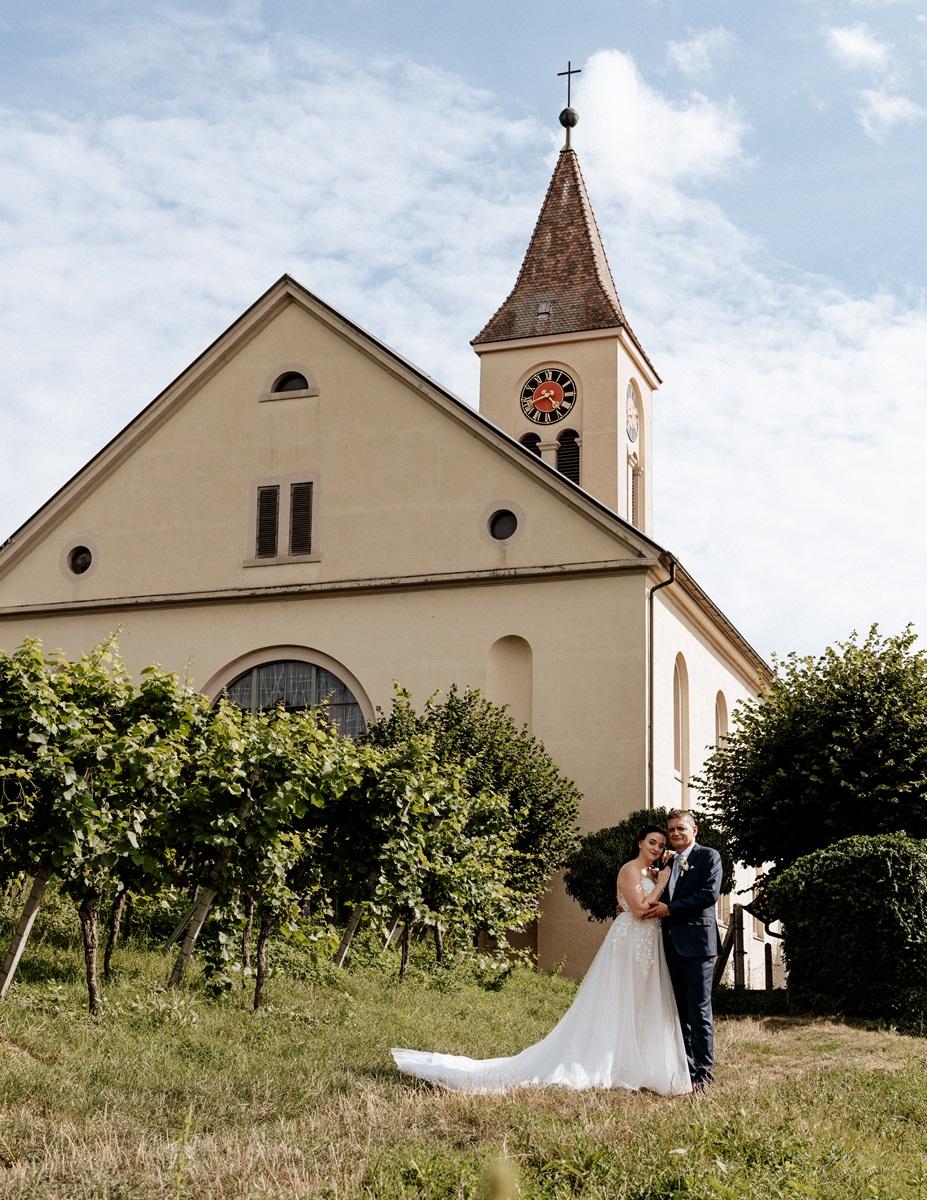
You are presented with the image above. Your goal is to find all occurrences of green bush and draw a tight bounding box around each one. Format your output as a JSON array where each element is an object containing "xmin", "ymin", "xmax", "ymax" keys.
[
  {"xmin": 765, "ymin": 833, "xmax": 927, "ymax": 1031},
  {"xmin": 562, "ymin": 806, "xmax": 735, "ymax": 922}
]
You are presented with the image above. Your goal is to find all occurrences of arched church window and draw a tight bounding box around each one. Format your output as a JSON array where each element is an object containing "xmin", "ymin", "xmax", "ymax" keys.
[
  {"xmin": 272, "ymin": 372, "xmax": 310, "ymax": 393},
  {"xmin": 715, "ymin": 691, "xmax": 729, "ymax": 747},
  {"xmin": 673, "ymin": 654, "xmax": 690, "ymax": 807},
  {"xmin": 224, "ymin": 659, "xmax": 365, "ymax": 737},
  {"xmin": 556, "ymin": 429, "xmax": 581, "ymax": 484},
  {"xmin": 627, "ymin": 456, "xmax": 641, "ymax": 528},
  {"xmin": 519, "ymin": 433, "xmax": 542, "ymax": 457}
]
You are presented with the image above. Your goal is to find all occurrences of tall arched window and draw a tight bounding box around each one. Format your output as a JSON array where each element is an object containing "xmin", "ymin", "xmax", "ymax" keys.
[
  {"xmin": 225, "ymin": 660, "xmax": 365, "ymax": 737},
  {"xmin": 626, "ymin": 381, "xmax": 644, "ymax": 529},
  {"xmin": 487, "ymin": 635, "xmax": 533, "ymax": 731},
  {"xmin": 556, "ymin": 428, "xmax": 581, "ymax": 484},
  {"xmin": 519, "ymin": 432, "xmax": 542, "ymax": 457},
  {"xmin": 714, "ymin": 691, "xmax": 729, "ymax": 747},
  {"xmin": 673, "ymin": 654, "xmax": 690, "ymax": 806},
  {"xmin": 627, "ymin": 456, "xmax": 641, "ymax": 527}
]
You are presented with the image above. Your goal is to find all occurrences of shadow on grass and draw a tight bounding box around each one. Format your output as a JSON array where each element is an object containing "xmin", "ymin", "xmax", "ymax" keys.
[{"xmin": 7, "ymin": 943, "xmax": 82, "ymax": 985}]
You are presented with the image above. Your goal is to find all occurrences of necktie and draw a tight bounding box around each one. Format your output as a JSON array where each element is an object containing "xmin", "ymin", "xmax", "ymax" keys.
[{"xmin": 669, "ymin": 855, "xmax": 681, "ymax": 899}]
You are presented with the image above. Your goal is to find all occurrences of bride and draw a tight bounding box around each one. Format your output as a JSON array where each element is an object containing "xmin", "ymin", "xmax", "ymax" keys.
[{"xmin": 391, "ymin": 825, "xmax": 692, "ymax": 1096}]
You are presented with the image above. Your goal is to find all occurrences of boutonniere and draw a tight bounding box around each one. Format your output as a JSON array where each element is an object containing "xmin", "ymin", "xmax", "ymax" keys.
[{"xmin": 678, "ymin": 857, "xmax": 690, "ymax": 874}]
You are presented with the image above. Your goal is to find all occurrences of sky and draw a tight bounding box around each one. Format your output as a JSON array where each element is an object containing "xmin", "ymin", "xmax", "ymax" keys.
[{"xmin": 1, "ymin": 0, "xmax": 925, "ymax": 661}]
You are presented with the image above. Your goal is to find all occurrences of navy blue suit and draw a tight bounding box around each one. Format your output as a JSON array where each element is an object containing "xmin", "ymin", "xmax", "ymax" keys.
[{"xmin": 661, "ymin": 843, "xmax": 722, "ymax": 1086}]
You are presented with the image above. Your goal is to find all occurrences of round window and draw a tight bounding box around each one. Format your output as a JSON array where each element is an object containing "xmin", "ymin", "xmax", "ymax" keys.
[
  {"xmin": 489, "ymin": 510, "xmax": 518, "ymax": 540},
  {"xmin": 67, "ymin": 546, "xmax": 93, "ymax": 575}
]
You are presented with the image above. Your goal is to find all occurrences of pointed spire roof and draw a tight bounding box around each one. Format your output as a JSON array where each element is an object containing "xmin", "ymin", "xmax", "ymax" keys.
[{"xmin": 472, "ymin": 149, "xmax": 657, "ymax": 377}]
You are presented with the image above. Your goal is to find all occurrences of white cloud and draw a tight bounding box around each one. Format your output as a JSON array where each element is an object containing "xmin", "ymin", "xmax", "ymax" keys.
[
  {"xmin": 825, "ymin": 23, "xmax": 892, "ymax": 71},
  {"xmin": 577, "ymin": 50, "xmax": 750, "ymax": 208},
  {"xmin": 822, "ymin": 24, "xmax": 924, "ymax": 139},
  {"xmin": 856, "ymin": 86, "xmax": 927, "ymax": 136},
  {"xmin": 667, "ymin": 27, "xmax": 734, "ymax": 78},
  {"xmin": 0, "ymin": 31, "xmax": 925, "ymax": 658}
]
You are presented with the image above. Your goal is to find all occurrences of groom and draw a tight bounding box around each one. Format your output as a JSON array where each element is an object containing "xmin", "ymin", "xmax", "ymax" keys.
[{"xmin": 644, "ymin": 809, "xmax": 722, "ymax": 1092}]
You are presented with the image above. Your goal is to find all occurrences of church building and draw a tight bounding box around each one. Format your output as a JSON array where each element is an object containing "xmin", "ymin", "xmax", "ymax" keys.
[{"xmin": 0, "ymin": 107, "xmax": 769, "ymax": 978}]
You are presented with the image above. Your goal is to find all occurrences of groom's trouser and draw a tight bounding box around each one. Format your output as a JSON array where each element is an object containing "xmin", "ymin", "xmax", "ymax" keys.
[{"xmin": 664, "ymin": 941, "xmax": 715, "ymax": 1084}]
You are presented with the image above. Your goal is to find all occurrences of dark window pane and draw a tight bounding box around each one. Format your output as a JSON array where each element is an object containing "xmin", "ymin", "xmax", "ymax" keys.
[
  {"xmin": 224, "ymin": 659, "xmax": 365, "ymax": 736},
  {"xmin": 273, "ymin": 372, "xmax": 309, "ymax": 392},
  {"xmin": 557, "ymin": 429, "xmax": 580, "ymax": 484},
  {"xmin": 256, "ymin": 486, "xmax": 279, "ymax": 557},
  {"xmin": 226, "ymin": 675, "xmax": 254, "ymax": 710},
  {"xmin": 289, "ymin": 482, "xmax": 313, "ymax": 555},
  {"xmin": 287, "ymin": 661, "xmax": 313, "ymax": 708},
  {"xmin": 489, "ymin": 509, "xmax": 517, "ymax": 540}
]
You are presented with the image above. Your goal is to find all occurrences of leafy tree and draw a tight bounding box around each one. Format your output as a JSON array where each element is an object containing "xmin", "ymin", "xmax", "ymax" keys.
[
  {"xmin": 698, "ymin": 626, "xmax": 927, "ymax": 880},
  {"xmin": 363, "ymin": 686, "xmax": 580, "ymax": 911},
  {"xmin": 563, "ymin": 807, "xmax": 735, "ymax": 922},
  {"xmin": 765, "ymin": 834, "xmax": 927, "ymax": 1030},
  {"xmin": 0, "ymin": 638, "xmax": 65, "ymax": 996},
  {"xmin": 166, "ymin": 700, "xmax": 358, "ymax": 1003},
  {"xmin": 326, "ymin": 734, "xmax": 529, "ymax": 977},
  {"xmin": 0, "ymin": 639, "xmax": 200, "ymax": 1013}
]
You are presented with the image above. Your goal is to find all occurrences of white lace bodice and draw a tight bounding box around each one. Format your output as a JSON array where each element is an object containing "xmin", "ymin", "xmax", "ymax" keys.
[
  {"xmin": 617, "ymin": 873, "xmax": 656, "ymax": 912},
  {"xmin": 613, "ymin": 875, "xmax": 658, "ymax": 976}
]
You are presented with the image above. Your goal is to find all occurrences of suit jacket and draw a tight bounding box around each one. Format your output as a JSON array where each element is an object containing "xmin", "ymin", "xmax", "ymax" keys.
[{"xmin": 661, "ymin": 843, "xmax": 722, "ymax": 958}]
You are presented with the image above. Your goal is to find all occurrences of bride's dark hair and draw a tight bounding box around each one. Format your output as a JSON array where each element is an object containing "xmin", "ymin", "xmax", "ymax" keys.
[{"xmin": 636, "ymin": 824, "xmax": 666, "ymax": 847}]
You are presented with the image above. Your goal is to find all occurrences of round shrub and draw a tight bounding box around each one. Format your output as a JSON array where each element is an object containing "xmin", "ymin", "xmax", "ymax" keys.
[
  {"xmin": 563, "ymin": 807, "xmax": 735, "ymax": 922},
  {"xmin": 765, "ymin": 833, "xmax": 927, "ymax": 1030}
]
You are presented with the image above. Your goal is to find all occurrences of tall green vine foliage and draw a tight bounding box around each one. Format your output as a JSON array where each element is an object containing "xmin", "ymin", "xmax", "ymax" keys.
[
  {"xmin": 0, "ymin": 640, "xmax": 201, "ymax": 1012},
  {"xmin": 363, "ymin": 686, "xmax": 580, "ymax": 908},
  {"xmin": 2, "ymin": 644, "xmax": 579, "ymax": 997}
]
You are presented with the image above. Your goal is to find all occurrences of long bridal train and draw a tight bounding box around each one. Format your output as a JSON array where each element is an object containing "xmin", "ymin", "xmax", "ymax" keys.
[{"xmin": 391, "ymin": 878, "xmax": 691, "ymax": 1096}]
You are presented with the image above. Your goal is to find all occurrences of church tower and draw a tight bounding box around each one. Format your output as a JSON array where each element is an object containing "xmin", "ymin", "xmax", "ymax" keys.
[{"xmin": 473, "ymin": 104, "xmax": 660, "ymax": 533}]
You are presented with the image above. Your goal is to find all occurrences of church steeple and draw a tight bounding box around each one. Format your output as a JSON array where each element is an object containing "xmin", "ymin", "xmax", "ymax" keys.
[
  {"xmin": 472, "ymin": 149, "xmax": 633, "ymax": 347},
  {"xmin": 473, "ymin": 110, "xmax": 660, "ymax": 530}
]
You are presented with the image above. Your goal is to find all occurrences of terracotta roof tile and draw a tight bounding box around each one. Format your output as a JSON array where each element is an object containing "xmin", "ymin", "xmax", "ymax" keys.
[{"xmin": 472, "ymin": 150, "xmax": 658, "ymax": 378}]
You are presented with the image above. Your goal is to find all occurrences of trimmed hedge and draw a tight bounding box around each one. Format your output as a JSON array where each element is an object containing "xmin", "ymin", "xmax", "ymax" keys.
[
  {"xmin": 562, "ymin": 807, "xmax": 735, "ymax": 923},
  {"xmin": 765, "ymin": 833, "xmax": 927, "ymax": 1033}
]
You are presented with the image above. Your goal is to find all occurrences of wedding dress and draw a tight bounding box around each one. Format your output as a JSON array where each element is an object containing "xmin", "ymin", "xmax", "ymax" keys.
[{"xmin": 391, "ymin": 878, "xmax": 692, "ymax": 1095}]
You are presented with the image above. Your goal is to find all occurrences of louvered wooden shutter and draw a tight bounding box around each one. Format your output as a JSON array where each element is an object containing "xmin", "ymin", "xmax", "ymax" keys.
[
  {"xmin": 556, "ymin": 430, "xmax": 580, "ymax": 484},
  {"xmin": 256, "ymin": 486, "xmax": 280, "ymax": 557},
  {"xmin": 289, "ymin": 482, "xmax": 313, "ymax": 555}
]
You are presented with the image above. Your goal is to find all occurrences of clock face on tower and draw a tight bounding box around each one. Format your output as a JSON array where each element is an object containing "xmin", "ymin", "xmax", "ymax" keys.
[{"xmin": 519, "ymin": 368, "xmax": 577, "ymax": 425}]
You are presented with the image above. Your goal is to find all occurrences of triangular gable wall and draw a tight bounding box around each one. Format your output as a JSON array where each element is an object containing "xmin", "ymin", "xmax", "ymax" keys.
[{"xmin": 0, "ymin": 277, "xmax": 662, "ymax": 611}]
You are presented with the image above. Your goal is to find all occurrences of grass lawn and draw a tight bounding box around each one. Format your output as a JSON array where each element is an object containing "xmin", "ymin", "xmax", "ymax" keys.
[{"xmin": 1, "ymin": 931, "xmax": 926, "ymax": 1199}]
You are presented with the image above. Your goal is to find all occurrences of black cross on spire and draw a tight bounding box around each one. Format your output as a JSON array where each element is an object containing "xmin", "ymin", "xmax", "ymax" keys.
[{"xmin": 557, "ymin": 60, "xmax": 581, "ymax": 107}]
